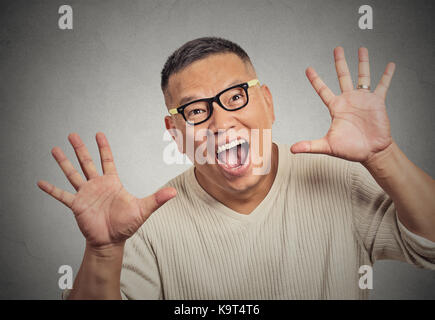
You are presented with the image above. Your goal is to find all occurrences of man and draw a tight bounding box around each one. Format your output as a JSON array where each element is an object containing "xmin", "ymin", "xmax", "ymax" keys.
[{"xmin": 37, "ymin": 37, "xmax": 435, "ymax": 299}]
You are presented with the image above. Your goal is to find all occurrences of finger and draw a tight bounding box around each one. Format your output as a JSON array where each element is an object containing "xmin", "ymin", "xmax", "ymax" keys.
[
  {"xmin": 51, "ymin": 147, "xmax": 85, "ymax": 190},
  {"xmin": 37, "ymin": 180, "xmax": 75, "ymax": 208},
  {"xmin": 358, "ymin": 47, "xmax": 371, "ymax": 90},
  {"xmin": 306, "ymin": 67, "xmax": 336, "ymax": 106},
  {"xmin": 96, "ymin": 132, "xmax": 117, "ymax": 175},
  {"xmin": 334, "ymin": 46, "xmax": 353, "ymax": 92},
  {"xmin": 374, "ymin": 62, "xmax": 396, "ymax": 99},
  {"xmin": 138, "ymin": 187, "xmax": 177, "ymax": 221},
  {"xmin": 68, "ymin": 133, "xmax": 99, "ymax": 180},
  {"xmin": 290, "ymin": 138, "xmax": 331, "ymax": 155}
]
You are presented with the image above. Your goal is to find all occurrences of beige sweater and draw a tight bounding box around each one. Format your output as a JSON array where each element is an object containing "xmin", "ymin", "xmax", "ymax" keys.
[{"xmin": 118, "ymin": 142, "xmax": 435, "ymax": 299}]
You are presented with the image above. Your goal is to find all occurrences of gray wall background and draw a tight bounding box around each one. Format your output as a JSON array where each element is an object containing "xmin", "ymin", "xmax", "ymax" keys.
[{"xmin": 0, "ymin": 0, "xmax": 434, "ymax": 299}]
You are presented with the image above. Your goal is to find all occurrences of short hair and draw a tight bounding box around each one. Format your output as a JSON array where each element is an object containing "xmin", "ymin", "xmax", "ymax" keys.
[{"xmin": 160, "ymin": 37, "xmax": 253, "ymax": 94}]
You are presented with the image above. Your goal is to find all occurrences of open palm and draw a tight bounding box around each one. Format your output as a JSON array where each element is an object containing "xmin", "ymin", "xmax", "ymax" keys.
[
  {"xmin": 291, "ymin": 47, "xmax": 396, "ymax": 163},
  {"xmin": 37, "ymin": 132, "xmax": 176, "ymax": 249}
]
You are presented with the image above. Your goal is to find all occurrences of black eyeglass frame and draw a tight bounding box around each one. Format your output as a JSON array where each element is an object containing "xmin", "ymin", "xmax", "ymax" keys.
[{"xmin": 168, "ymin": 79, "xmax": 260, "ymax": 126}]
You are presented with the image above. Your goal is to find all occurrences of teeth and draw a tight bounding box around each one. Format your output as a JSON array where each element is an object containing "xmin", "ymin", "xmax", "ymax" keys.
[{"xmin": 217, "ymin": 138, "xmax": 247, "ymax": 154}]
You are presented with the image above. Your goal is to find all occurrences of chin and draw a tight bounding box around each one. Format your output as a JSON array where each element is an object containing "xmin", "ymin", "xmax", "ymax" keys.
[{"xmin": 218, "ymin": 171, "xmax": 262, "ymax": 194}]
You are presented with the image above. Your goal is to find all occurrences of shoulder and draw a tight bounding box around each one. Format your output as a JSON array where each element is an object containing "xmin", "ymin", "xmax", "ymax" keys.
[{"xmin": 277, "ymin": 142, "xmax": 353, "ymax": 186}]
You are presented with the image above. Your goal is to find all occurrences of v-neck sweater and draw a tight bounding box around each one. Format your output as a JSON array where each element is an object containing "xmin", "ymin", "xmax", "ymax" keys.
[{"xmin": 119, "ymin": 142, "xmax": 435, "ymax": 300}]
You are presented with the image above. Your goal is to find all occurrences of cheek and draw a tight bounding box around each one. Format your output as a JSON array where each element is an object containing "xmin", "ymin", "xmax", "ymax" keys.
[
  {"xmin": 183, "ymin": 126, "xmax": 215, "ymax": 162},
  {"xmin": 240, "ymin": 102, "xmax": 272, "ymax": 129}
]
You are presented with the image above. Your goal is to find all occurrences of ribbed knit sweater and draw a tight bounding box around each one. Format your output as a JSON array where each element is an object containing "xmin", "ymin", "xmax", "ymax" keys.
[{"xmin": 119, "ymin": 142, "xmax": 435, "ymax": 300}]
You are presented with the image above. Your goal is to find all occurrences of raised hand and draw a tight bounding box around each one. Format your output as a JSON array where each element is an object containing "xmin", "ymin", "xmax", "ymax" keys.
[
  {"xmin": 37, "ymin": 132, "xmax": 176, "ymax": 249},
  {"xmin": 290, "ymin": 47, "xmax": 396, "ymax": 163}
]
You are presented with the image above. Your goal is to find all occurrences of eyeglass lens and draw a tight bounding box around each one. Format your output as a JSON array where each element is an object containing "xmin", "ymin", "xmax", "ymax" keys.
[{"xmin": 184, "ymin": 86, "xmax": 247, "ymax": 124}]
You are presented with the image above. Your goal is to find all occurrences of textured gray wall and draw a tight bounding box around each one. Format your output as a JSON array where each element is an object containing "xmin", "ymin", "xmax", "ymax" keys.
[{"xmin": 0, "ymin": 0, "xmax": 434, "ymax": 299}]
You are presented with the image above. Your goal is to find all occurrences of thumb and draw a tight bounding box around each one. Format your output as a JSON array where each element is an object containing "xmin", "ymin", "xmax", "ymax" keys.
[
  {"xmin": 138, "ymin": 187, "xmax": 177, "ymax": 221},
  {"xmin": 290, "ymin": 138, "xmax": 331, "ymax": 155}
]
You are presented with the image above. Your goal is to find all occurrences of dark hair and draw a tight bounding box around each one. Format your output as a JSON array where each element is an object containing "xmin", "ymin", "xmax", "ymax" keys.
[{"xmin": 160, "ymin": 37, "xmax": 252, "ymax": 94}]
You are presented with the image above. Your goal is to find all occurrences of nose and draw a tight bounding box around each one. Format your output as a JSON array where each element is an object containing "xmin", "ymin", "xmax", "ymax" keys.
[{"xmin": 208, "ymin": 101, "xmax": 237, "ymax": 133}]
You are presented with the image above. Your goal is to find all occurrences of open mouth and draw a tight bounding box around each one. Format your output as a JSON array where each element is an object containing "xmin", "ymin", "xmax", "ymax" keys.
[{"xmin": 216, "ymin": 138, "xmax": 250, "ymax": 170}]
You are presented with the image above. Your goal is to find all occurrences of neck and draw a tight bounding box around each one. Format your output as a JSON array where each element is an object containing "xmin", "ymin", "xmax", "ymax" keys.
[{"xmin": 194, "ymin": 142, "xmax": 279, "ymax": 215}]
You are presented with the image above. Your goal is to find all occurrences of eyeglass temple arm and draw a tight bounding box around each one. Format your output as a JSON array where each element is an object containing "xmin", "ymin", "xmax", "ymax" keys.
[{"xmin": 247, "ymin": 79, "xmax": 260, "ymax": 87}]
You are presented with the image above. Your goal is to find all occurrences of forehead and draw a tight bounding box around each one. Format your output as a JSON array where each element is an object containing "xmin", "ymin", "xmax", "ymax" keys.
[{"xmin": 166, "ymin": 53, "xmax": 253, "ymax": 105}]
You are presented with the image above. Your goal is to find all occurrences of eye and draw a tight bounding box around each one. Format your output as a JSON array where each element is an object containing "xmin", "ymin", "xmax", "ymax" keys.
[
  {"xmin": 188, "ymin": 109, "xmax": 205, "ymax": 116},
  {"xmin": 231, "ymin": 94, "xmax": 242, "ymax": 101}
]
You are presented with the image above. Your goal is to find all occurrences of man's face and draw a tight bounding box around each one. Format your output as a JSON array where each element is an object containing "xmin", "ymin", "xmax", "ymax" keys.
[{"xmin": 164, "ymin": 53, "xmax": 275, "ymax": 194}]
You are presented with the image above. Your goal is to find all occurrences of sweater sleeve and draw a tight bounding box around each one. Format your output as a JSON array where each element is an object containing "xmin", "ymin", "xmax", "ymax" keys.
[
  {"xmin": 59, "ymin": 226, "xmax": 161, "ymax": 300},
  {"xmin": 348, "ymin": 161, "xmax": 435, "ymax": 269},
  {"xmin": 120, "ymin": 225, "xmax": 163, "ymax": 300}
]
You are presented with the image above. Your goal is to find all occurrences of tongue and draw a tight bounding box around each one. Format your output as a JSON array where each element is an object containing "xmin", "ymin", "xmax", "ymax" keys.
[
  {"xmin": 218, "ymin": 144, "xmax": 247, "ymax": 168},
  {"xmin": 227, "ymin": 146, "xmax": 239, "ymax": 167}
]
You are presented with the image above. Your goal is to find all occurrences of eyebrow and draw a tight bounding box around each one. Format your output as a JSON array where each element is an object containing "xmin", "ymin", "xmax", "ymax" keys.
[{"xmin": 177, "ymin": 79, "xmax": 244, "ymax": 107}]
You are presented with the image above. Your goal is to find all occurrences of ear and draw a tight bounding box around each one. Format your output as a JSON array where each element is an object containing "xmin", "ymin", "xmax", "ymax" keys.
[
  {"xmin": 164, "ymin": 115, "xmax": 185, "ymax": 154},
  {"xmin": 164, "ymin": 115, "xmax": 175, "ymax": 132},
  {"xmin": 261, "ymin": 84, "xmax": 275, "ymax": 124}
]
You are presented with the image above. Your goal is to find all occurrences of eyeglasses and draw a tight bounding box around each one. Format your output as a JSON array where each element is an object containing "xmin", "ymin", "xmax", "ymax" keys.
[{"xmin": 168, "ymin": 79, "xmax": 260, "ymax": 125}]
